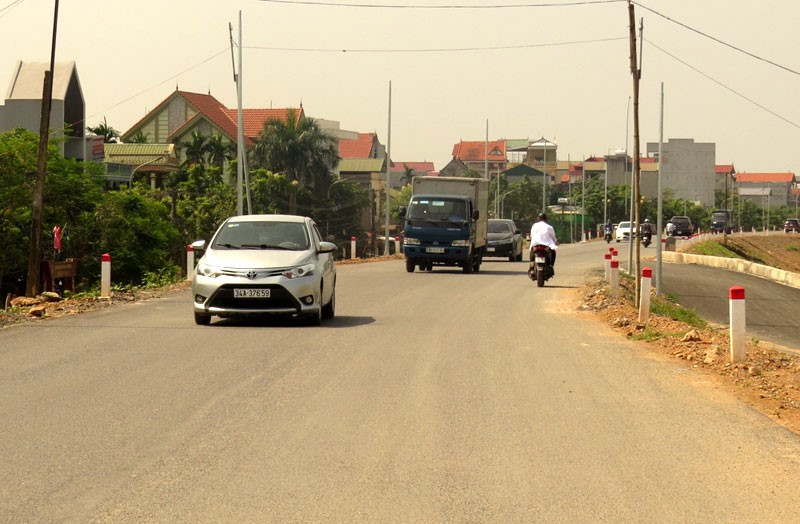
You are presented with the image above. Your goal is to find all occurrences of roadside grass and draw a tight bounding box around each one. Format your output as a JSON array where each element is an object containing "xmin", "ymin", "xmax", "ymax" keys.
[
  {"xmin": 649, "ymin": 293, "xmax": 707, "ymax": 328},
  {"xmin": 686, "ymin": 240, "xmax": 744, "ymax": 258},
  {"xmin": 629, "ymin": 326, "xmax": 684, "ymax": 342}
]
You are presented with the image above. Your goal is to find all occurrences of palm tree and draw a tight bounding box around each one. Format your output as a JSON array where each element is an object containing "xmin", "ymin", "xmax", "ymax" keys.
[
  {"xmin": 86, "ymin": 117, "xmax": 120, "ymax": 143},
  {"xmin": 129, "ymin": 130, "xmax": 149, "ymax": 143},
  {"xmin": 181, "ymin": 131, "xmax": 209, "ymax": 167},
  {"xmin": 206, "ymin": 133, "xmax": 234, "ymax": 169},
  {"xmin": 250, "ymin": 109, "xmax": 339, "ymax": 214}
]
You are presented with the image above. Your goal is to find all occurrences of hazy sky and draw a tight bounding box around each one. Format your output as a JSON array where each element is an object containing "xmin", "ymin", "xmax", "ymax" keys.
[{"xmin": 1, "ymin": 0, "xmax": 798, "ymax": 174}]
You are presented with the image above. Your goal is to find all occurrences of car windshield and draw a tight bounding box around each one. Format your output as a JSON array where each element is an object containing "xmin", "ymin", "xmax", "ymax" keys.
[
  {"xmin": 213, "ymin": 220, "xmax": 310, "ymax": 250},
  {"xmin": 618, "ymin": 222, "xmax": 631, "ymax": 229},
  {"xmin": 488, "ymin": 221, "xmax": 513, "ymax": 234},
  {"xmin": 407, "ymin": 198, "xmax": 467, "ymax": 223}
]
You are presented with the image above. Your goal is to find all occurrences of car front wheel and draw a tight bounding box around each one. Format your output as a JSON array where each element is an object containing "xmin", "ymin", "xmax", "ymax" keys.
[{"xmin": 194, "ymin": 312, "xmax": 211, "ymax": 325}]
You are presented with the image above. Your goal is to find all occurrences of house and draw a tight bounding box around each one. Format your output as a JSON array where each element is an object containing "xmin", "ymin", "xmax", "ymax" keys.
[
  {"xmin": 121, "ymin": 89, "xmax": 303, "ymax": 159},
  {"xmin": 0, "ymin": 60, "xmax": 85, "ymax": 160},
  {"xmin": 450, "ymin": 139, "xmax": 507, "ymax": 178},
  {"xmin": 103, "ymin": 143, "xmax": 179, "ymax": 189},
  {"xmin": 735, "ymin": 172, "xmax": 796, "ymax": 209},
  {"xmin": 389, "ymin": 161, "xmax": 436, "ymax": 187}
]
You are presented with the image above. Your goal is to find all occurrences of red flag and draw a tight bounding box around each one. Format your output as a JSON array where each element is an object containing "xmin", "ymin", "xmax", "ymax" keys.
[{"xmin": 53, "ymin": 225, "xmax": 62, "ymax": 252}]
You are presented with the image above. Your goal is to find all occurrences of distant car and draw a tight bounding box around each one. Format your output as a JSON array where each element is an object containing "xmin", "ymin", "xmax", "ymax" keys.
[
  {"xmin": 615, "ymin": 221, "xmax": 637, "ymax": 242},
  {"xmin": 784, "ymin": 218, "xmax": 800, "ymax": 233},
  {"xmin": 191, "ymin": 214, "xmax": 337, "ymax": 326},
  {"xmin": 668, "ymin": 216, "xmax": 694, "ymax": 236},
  {"xmin": 486, "ymin": 219, "xmax": 523, "ymax": 261}
]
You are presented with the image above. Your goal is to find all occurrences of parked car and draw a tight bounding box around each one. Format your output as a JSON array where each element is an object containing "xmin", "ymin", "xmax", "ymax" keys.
[
  {"xmin": 784, "ymin": 218, "xmax": 800, "ymax": 233},
  {"xmin": 486, "ymin": 219, "xmax": 523, "ymax": 261},
  {"xmin": 615, "ymin": 221, "xmax": 637, "ymax": 242},
  {"xmin": 191, "ymin": 214, "xmax": 337, "ymax": 326},
  {"xmin": 668, "ymin": 216, "xmax": 694, "ymax": 236}
]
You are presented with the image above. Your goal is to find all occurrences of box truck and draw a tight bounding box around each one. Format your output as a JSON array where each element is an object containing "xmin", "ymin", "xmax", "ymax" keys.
[{"xmin": 400, "ymin": 176, "xmax": 488, "ymax": 273}]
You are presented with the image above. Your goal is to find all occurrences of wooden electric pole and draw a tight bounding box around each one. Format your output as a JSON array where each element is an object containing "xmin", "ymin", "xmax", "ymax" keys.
[
  {"xmin": 26, "ymin": 0, "xmax": 60, "ymax": 297},
  {"xmin": 628, "ymin": 1, "xmax": 642, "ymax": 307}
]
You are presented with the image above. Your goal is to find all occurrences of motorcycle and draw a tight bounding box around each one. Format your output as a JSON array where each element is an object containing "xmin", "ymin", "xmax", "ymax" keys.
[
  {"xmin": 641, "ymin": 228, "xmax": 652, "ymax": 248},
  {"xmin": 528, "ymin": 244, "xmax": 554, "ymax": 287},
  {"xmin": 604, "ymin": 227, "xmax": 613, "ymax": 243}
]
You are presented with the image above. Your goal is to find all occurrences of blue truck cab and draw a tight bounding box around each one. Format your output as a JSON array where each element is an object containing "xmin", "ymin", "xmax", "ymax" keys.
[{"xmin": 401, "ymin": 176, "xmax": 488, "ymax": 273}]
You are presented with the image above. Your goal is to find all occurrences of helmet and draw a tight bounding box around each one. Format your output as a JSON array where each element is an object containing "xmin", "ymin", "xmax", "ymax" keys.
[
  {"xmin": 538, "ymin": 213, "xmax": 548, "ymax": 221},
  {"xmin": 644, "ymin": 218, "xmax": 650, "ymax": 223}
]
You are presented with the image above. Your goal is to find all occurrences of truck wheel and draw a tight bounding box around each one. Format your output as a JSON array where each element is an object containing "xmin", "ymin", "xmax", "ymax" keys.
[
  {"xmin": 405, "ymin": 258, "xmax": 416, "ymax": 273},
  {"xmin": 463, "ymin": 259, "xmax": 474, "ymax": 274}
]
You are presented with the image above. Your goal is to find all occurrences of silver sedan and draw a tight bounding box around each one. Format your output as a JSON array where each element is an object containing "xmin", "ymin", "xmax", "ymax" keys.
[{"xmin": 191, "ymin": 214, "xmax": 337, "ymax": 326}]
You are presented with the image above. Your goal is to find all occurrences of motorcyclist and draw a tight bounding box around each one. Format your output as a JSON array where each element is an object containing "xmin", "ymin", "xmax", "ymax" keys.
[
  {"xmin": 604, "ymin": 220, "xmax": 613, "ymax": 241},
  {"xmin": 641, "ymin": 218, "xmax": 653, "ymax": 244},
  {"xmin": 530, "ymin": 213, "xmax": 559, "ymax": 268}
]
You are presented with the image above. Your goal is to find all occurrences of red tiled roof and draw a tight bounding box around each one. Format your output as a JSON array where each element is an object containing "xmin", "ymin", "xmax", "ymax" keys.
[
  {"xmin": 736, "ymin": 172, "xmax": 796, "ymax": 183},
  {"xmin": 715, "ymin": 164, "xmax": 735, "ymax": 174},
  {"xmin": 153, "ymin": 91, "xmax": 303, "ymax": 146},
  {"xmin": 223, "ymin": 108, "xmax": 302, "ymax": 140},
  {"xmin": 452, "ymin": 140, "xmax": 506, "ymax": 162},
  {"xmin": 339, "ymin": 132, "xmax": 376, "ymax": 159},
  {"xmin": 390, "ymin": 161, "xmax": 435, "ymax": 173}
]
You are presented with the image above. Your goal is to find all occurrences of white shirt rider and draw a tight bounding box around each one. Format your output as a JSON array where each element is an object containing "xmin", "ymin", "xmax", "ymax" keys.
[{"xmin": 530, "ymin": 216, "xmax": 559, "ymax": 250}]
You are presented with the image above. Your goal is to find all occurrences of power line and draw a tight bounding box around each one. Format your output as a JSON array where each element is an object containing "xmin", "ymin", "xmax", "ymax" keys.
[
  {"xmin": 0, "ymin": 0, "xmax": 26, "ymax": 17},
  {"xmin": 646, "ymin": 38, "xmax": 800, "ymax": 130},
  {"xmin": 86, "ymin": 48, "xmax": 229, "ymax": 121},
  {"xmin": 258, "ymin": 0, "xmax": 624, "ymax": 8},
  {"xmin": 245, "ymin": 36, "xmax": 626, "ymax": 53},
  {"xmin": 632, "ymin": 1, "xmax": 800, "ymax": 77}
]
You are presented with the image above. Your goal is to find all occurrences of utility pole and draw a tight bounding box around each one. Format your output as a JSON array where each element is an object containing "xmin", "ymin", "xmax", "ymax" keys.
[
  {"xmin": 628, "ymin": 1, "xmax": 643, "ymax": 307},
  {"xmin": 27, "ymin": 0, "xmax": 59, "ymax": 297}
]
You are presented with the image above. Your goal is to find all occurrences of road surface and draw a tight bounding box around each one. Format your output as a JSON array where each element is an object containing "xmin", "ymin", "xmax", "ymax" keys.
[{"xmin": 1, "ymin": 241, "xmax": 800, "ymax": 523}]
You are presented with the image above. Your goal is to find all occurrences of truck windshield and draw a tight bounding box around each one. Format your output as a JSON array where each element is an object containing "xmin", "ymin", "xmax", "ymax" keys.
[{"xmin": 407, "ymin": 198, "xmax": 467, "ymax": 222}]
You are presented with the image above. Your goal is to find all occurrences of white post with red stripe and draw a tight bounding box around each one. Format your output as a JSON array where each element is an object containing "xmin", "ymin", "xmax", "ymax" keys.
[
  {"xmin": 186, "ymin": 244, "xmax": 194, "ymax": 282},
  {"xmin": 729, "ymin": 286, "xmax": 746, "ymax": 363},
  {"xmin": 610, "ymin": 259, "xmax": 619, "ymax": 297},
  {"xmin": 604, "ymin": 253, "xmax": 611, "ymax": 282},
  {"xmin": 350, "ymin": 236, "xmax": 356, "ymax": 260},
  {"xmin": 100, "ymin": 253, "xmax": 111, "ymax": 299},
  {"xmin": 639, "ymin": 267, "xmax": 652, "ymax": 323}
]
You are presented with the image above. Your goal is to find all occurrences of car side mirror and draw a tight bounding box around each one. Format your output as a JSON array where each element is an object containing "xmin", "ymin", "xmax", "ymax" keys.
[
  {"xmin": 191, "ymin": 239, "xmax": 207, "ymax": 252},
  {"xmin": 472, "ymin": 209, "xmax": 480, "ymax": 220},
  {"xmin": 399, "ymin": 206, "xmax": 407, "ymax": 219},
  {"xmin": 318, "ymin": 241, "xmax": 337, "ymax": 254}
]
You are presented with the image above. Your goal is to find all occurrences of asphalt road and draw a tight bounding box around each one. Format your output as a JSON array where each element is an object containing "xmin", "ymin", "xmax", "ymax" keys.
[{"xmin": 2, "ymin": 242, "xmax": 800, "ymax": 523}]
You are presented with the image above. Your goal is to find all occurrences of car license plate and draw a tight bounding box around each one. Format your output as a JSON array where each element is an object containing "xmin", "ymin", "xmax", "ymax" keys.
[
  {"xmin": 426, "ymin": 247, "xmax": 445, "ymax": 253},
  {"xmin": 487, "ymin": 247, "xmax": 495, "ymax": 252},
  {"xmin": 535, "ymin": 256, "xmax": 546, "ymax": 264},
  {"xmin": 234, "ymin": 288, "xmax": 270, "ymax": 298}
]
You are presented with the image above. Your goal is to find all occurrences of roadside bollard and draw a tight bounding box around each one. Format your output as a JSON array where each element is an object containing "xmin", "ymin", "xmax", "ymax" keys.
[
  {"xmin": 350, "ymin": 236, "xmax": 356, "ymax": 260},
  {"xmin": 186, "ymin": 244, "xmax": 194, "ymax": 282},
  {"xmin": 609, "ymin": 259, "xmax": 619, "ymax": 297},
  {"xmin": 604, "ymin": 253, "xmax": 611, "ymax": 282},
  {"xmin": 639, "ymin": 267, "xmax": 652, "ymax": 323},
  {"xmin": 729, "ymin": 286, "xmax": 746, "ymax": 363},
  {"xmin": 100, "ymin": 253, "xmax": 111, "ymax": 299}
]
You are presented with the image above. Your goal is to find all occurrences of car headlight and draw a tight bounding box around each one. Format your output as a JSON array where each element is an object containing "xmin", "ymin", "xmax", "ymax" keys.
[
  {"xmin": 197, "ymin": 262, "xmax": 222, "ymax": 278},
  {"xmin": 499, "ymin": 238, "xmax": 513, "ymax": 244},
  {"xmin": 451, "ymin": 239, "xmax": 470, "ymax": 247},
  {"xmin": 282, "ymin": 263, "xmax": 315, "ymax": 279},
  {"xmin": 404, "ymin": 237, "xmax": 420, "ymax": 245}
]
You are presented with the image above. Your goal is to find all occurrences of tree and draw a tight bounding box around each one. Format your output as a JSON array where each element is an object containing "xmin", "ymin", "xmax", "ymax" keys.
[
  {"xmin": 181, "ymin": 131, "xmax": 209, "ymax": 167},
  {"xmin": 86, "ymin": 117, "xmax": 120, "ymax": 143},
  {"xmin": 249, "ymin": 110, "xmax": 339, "ymax": 214},
  {"xmin": 129, "ymin": 130, "xmax": 149, "ymax": 143},
  {"xmin": 205, "ymin": 134, "xmax": 234, "ymax": 169}
]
